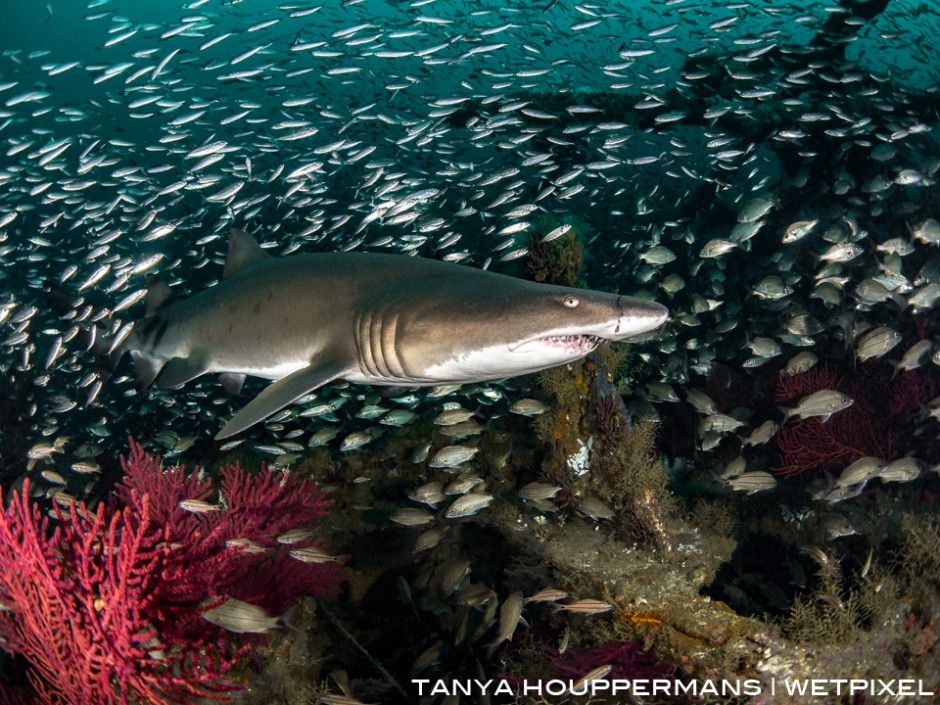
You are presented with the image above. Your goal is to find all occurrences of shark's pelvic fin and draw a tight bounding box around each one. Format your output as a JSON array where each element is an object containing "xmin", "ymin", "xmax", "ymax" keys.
[
  {"xmin": 156, "ymin": 351, "xmax": 211, "ymax": 389},
  {"xmin": 214, "ymin": 357, "xmax": 347, "ymax": 440},
  {"xmin": 129, "ymin": 350, "xmax": 164, "ymax": 389},
  {"xmin": 219, "ymin": 372, "xmax": 246, "ymax": 396},
  {"xmin": 224, "ymin": 227, "xmax": 271, "ymax": 278}
]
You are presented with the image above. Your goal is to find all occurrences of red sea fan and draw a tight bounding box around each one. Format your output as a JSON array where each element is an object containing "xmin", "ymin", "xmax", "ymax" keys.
[
  {"xmin": 114, "ymin": 440, "xmax": 342, "ymax": 613},
  {"xmin": 773, "ymin": 408, "xmax": 891, "ymax": 477},
  {"xmin": 115, "ymin": 439, "xmax": 334, "ymax": 540},
  {"xmin": 0, "ymin": 482, "xmax": 239, "ymax": 705},
  {"xmin": 219, "ymin": 460, "xmax": 334, "ymax": 541},
  {"xmin": 773, "ymin": 363, "xmax": 840, "ymax": 404},
  {"xmin": 114, "ymin": 440, "xmax": 216, "ymax": 534},
  {"xmin": 0, "ymin": 439, "xmax": 343, "ymax": 705},
  {"xmin": 773, "ymin": 365, "xmax": 895, "ymax": 477}
]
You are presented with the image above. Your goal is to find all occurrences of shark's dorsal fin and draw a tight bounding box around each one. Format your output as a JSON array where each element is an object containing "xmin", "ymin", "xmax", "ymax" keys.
[
  {"xmin": 145, "ymin": 275, "xmax": 174, "ymax": 316},
  {"xmin": 215, "ymin": 357, "xmax": 347, "ymax": 440},
  {"xmin": 224, "ymin": 228, "xmax": 271, "ymax": 279}
]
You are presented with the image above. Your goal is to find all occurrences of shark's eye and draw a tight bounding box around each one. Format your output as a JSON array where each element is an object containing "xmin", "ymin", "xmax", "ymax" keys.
[{"xmin": 563, "ymin": 295, "xmax": 579, "ymax": 308}]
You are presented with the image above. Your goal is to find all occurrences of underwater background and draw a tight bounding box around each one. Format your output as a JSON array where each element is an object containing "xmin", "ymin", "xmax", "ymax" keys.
[{"xmin": 0, "ymin": 0, "xmax": 939, "ymax": 703}]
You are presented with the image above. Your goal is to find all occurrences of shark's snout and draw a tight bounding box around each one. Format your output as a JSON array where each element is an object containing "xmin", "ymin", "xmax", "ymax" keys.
[
  {"xmin": 643, "ymin": 301, "xmax": 670, "ymax": 330},
  {"xmin": 615, "ymin": 297, "xmax": 669, "ymax": 338}
]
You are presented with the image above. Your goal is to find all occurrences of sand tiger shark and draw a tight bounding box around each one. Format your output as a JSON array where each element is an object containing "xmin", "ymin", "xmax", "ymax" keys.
[{"xmin": 122, "ymin": 229, "xmax": 669, "ymax": 440}]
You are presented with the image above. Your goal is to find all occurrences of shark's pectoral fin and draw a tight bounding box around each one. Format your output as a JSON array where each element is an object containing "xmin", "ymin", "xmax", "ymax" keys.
[
  {"xmin": 219, "ymin": 372, "xmax": 246, "ymax": 396},
  {"xmin": 156, "ymin": 352, "xmax": 211, "ymax": 389},
  {"xmin": 215, "ymin": 360, "xmax": 347, "ymax": 440}
]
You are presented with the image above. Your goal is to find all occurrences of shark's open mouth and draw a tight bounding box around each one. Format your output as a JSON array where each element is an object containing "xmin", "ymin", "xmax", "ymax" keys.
[{"xmin": 540, "ymin": 334, "xmax": 601, "ymax": 354}]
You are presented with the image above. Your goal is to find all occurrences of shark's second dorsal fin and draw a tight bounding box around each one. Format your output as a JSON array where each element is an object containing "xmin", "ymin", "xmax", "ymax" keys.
[{"xmin": 224, "ymin": 228, "xmax": 271, "ymax": 278}]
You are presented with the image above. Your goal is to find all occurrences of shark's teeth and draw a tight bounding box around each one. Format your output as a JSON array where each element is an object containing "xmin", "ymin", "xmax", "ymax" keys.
[{"xmin": 541, "ymin": 334, "xmax": 600, "ymax": 354}]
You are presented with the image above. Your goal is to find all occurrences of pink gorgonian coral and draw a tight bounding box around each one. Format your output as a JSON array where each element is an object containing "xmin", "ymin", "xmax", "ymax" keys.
[{"xmin": 0, "ymin": 439, "xmax": 342, "ymax": 705}]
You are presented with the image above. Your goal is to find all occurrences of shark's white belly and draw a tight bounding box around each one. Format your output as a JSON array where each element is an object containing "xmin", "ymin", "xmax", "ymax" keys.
[{"xmin": 223, "ymin": 360, "xmax": 311, "ymax": 381}]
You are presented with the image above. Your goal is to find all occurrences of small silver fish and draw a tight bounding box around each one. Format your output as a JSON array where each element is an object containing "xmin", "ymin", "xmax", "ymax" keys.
[
  {"xmin": 509, "ymin": 398, "xmax": 548, "ymax": 416},
  {"xmin": 439, "ymin": 558, "xmax": 471, "ymax": 596},
  {"xmin": 444, "ymin": 474, "xmax": 483, "ymax": 496},
  {"xmin": 39, "ymin": 470, "xmax": 66, "ymax": 485},
  {"xmin": 339, "ymin": 431, "xmax": 372, "ymax": 452},
  {"xmin": 444, "ymin": 492, "xmax": 493, "ymax": 518},
  {"xmin": 577, "ymin": 495, "xmax": 615, "ymax": 520},
  {"xmin": 390, "ymin": 507, "xmax": 436, "ymax": 526},
  {"xmin": 911, "ymin": 217, "xmax": 940, "ymax": 245},
  {"xmin": 835, "ymin": 456, "xmax": 884, "ymax": 488},
  {"xmin": 698, "ymin": 413, "xmax": 746, "ymax": 436},
  {"xmin": 685, "ymin": 388, "xmax": 718, "ymax": 414},
  {"xmin": 407, "ymin": 481, "xmax": 446, "ymax": 507},
  {"xmin": 429, "ymin": 444, "xmax": 479, "ymax": 468},
  {"xmin": 877, "ymin": 457, "xmax": 922, "ymax": 484},
  {"xmin": 786, "ymin": 390, "xmax": 853, "ymax": 422},
  {"xmin": 742, "ymin": 420, "xmax": 777, "ymax": 446},
  {"xmin": 540, "ymin": 223, "xmax": 572, "ymax": 243},
  {"xmin": 303, "ymin": 428, "xmax": 337, "ymax": 450},
  {"xmin": 70, "ymin": 461, "xmax": 101, "ymax": 475},
  {"xmin": 519, "ymin": 482, "xmax": 561, "ymax": 502},
  {"xmin": 179, "ymin": 499, "xmax": 222, "ymax": 513},
  {"xmin": 781, "ymin": 219, "xmax": 818, "ymax": 244},
  {"xmin": 525, "ymin": 588, "xmax": 569, "ymax": 603},
  {"xmin": 433, "ymin": 408, "xmax": 476, "ymax": 426},
  {"xmin": 411, "ymin": 441, "xmax": 432, "ymax": 464},
  {"xmin": 555, "ymin": 599, "xmax": 613, "ymax": 615},
  {"xmin": 485, "ymin": 591, "xmax": 524, "ymax": 655},
  {"xmin": 225, "ymin": 538, "xmax": 270, "ymax": 555},
  {"xmin": 27, "ymin": 436, "xmax": 68, "ymax": 461},
  {"xmin": 727, "ymin": 471, "xmax": 777, "ymax": 495},
  {"xmin": 698, "ymin": 238, "xmax": 737, "ymax": 258},
  {"xmin": 437, "ymin": 420, "xmax": 483, "ymax": 438},
  {"xmin": 413, "ymin": 525, "xmax": 449, "ymax": 552},
  {"xmin": 897, "ymin": 340, "xmax": 933, "ymax": 371},
  {"xmin": 379, "ymin": 409, "xmax": 417, "ymax": 426},
  {"xmin": 782, "ymin": 351, "xmax": 818, "ymax": 375},
  {"xmin": 820, "ymin": 513, "xmax": 857, "ymax": 540},
  {"xmin": 856, "ymin": 326, "xmax": 902, "ymax": 363},
  {"xmin": 719, "ymin": 456, "xmax": 747, "ymax": 479},
  {"xmin": 644, "ymin": 382, "xmax": 680, "ymax": 403},
  {"xmin": 819, "ymin": 242, "xmax": 863, "ymax": 263},
  {"xmin": 639, "ymin": 244, "xmax": 676, "ymax": 265},
  {"xmin": 276, "ymin": 528, "xmax": 315, "ymax": 545},
  {"xmin": 570, "ymin": 664, "xmax": 613, "ymax": 693},
  {"xmin": 200, "ymin": 597, "xmax": 282, "ymax": 634},
  {"xmin": 289, "ymin": 547, "xmax": 342, "ymax": 563}
]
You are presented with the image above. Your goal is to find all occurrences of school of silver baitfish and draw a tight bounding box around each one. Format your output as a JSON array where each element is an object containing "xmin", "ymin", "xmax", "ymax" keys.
[
  {"xmin": 0, "ymin": 0, "xmax": 939, "ymax": 698},
  {"xmin": 2, "ymin": 0, "xmax": 938, "ymax": 485}
]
